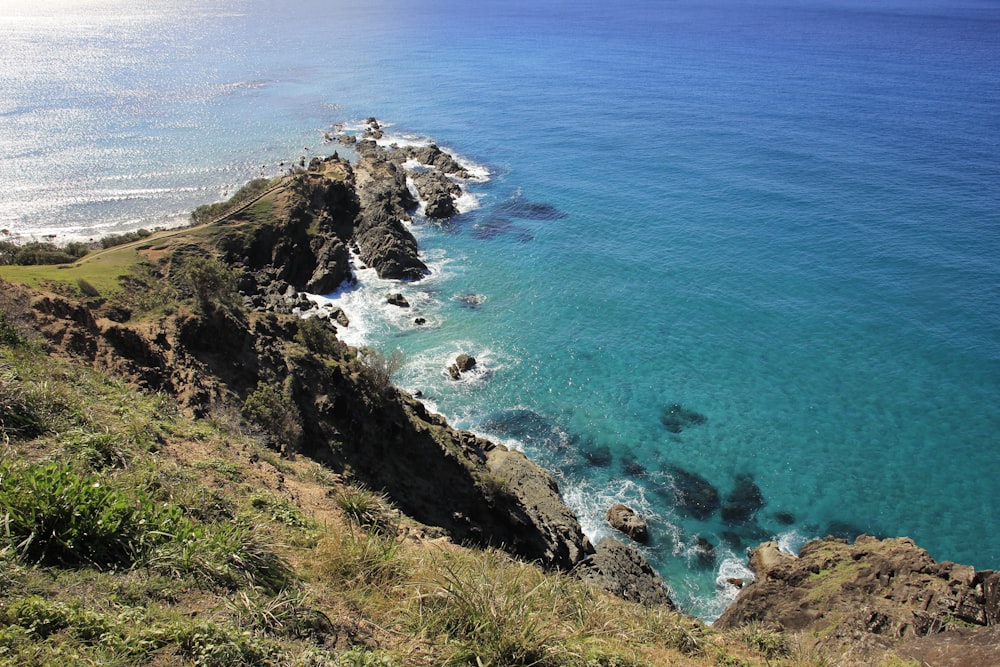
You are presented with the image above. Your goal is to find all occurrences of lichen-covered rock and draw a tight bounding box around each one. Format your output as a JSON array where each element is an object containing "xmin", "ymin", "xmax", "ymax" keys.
[
  {"xmin": 716, "ymin": 535, "xmax": 1000, "ymax": 665},
  {"xmin": 486, "ymin": 447, "xmax": 593, "ymax": 570}
]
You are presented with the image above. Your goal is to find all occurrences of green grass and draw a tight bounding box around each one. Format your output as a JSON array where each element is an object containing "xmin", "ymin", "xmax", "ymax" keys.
[{"xmin": 0, "ymin": 245, "xmax": 142, "ymax": 296}]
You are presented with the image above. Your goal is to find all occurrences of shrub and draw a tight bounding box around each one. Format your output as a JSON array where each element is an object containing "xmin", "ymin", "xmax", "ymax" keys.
[
  {"xmin": 315, "ymin": 529, "xmax": 406, "ymax": 589},
  {"xmin": 730, "ymin": 621, "xmax": 790, "ymax": 660},
  {"xmin": 173, "ymin": 255, "xmax": 240, "ymax": 313},
  {"xmin": 149, "ymin": 521, "xmax": 293, "ymax": 594},
  {"xmin": 98, "ymin": 228, "xmax": 152, "ymax": 250},
  {"xmin": 356, "ymin": 347, "xmax": 404, "ymax": 394},
  {"xmin": 242, "ymin": 381, "xmax": 303, "ymax": 449},
  {"xmin": 334, "ymin": 486, "xmax": 395, "ymax": 535},
  {"xmin": 0, "ymin": 312, "xmax": 24, "ymax": 347},
  {"xmin": 191, "ymin": 178, "xmax": 274, "ymax": 225},
  {"xmin": 224, "ymin": 588, "xmax": 331, "ymax": 639},
  {"xmin": 61, "ymin": 429, "xmax": 132, "ymax": 470},
  {"xmin": 414, "ymin": 552, "xmax": 557, "ymax": 667},
  {"xmin": 295, "ymin": 316, "xmax": 342, "ymax": 358}
]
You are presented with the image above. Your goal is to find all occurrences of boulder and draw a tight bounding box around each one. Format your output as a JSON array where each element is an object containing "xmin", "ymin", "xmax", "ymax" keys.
[
  {"xmin": 605, "ymin": 503, "xmax": 650, "ymax": 543},
  {"xmin": 331, "ymin": 307, "xmax": 350, "ymax": 328},
  {"xmin": 448, "ymin": 353, "xmax": 477, "ymax": 380},
  {"xmin": 386, "ymin": 293, "xmax": 410, "ymax": 308},
  {"xmin": 576, "ymin": 537, "xmax": 674, "ymax": 608}
]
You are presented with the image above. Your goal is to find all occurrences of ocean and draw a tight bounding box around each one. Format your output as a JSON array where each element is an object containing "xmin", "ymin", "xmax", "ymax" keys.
[{"xmin": 2, "ymin": 0, "xmax": 998, "ymax": 619}]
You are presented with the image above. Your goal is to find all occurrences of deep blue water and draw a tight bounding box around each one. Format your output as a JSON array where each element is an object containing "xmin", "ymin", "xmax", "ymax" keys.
[{"xmin": 2, "ymin": 0, "xmax": 998, "ymax": 619}]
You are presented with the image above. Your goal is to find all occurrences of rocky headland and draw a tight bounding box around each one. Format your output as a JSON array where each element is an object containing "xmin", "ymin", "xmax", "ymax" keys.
[
  {"xmin": 16, "ymin": 134, "xmax": 662, "ymax": 606},
  {"xmin": 3, "ymin": 125, "xmax": 997, "ymax": 665}
]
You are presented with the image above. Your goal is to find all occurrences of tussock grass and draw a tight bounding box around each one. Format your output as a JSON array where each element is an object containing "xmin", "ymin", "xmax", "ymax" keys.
[{"xmin": 0, "ymin": 296, "xmax": 837, "ymax": 667}]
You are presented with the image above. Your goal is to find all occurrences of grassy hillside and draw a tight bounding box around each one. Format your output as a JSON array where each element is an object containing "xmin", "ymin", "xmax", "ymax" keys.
[
  {"xmin": 0, "ymin": 310, "xmax": 815, "ymax": 667},
  {"xmin": 0, "ymin": 168, "xmax": 919, "ymax": 666}
]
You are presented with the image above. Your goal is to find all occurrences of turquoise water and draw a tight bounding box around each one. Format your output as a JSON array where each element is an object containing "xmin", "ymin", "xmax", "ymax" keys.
[{"xmin": 2, "ymin": 0, "xmax": 998, "ymax": 619}]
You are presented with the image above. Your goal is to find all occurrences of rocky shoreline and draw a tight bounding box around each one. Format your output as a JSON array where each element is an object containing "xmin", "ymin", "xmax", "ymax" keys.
[{"xmin": 13, "ymin": 122, "xmax": 999, "ymax": 664}]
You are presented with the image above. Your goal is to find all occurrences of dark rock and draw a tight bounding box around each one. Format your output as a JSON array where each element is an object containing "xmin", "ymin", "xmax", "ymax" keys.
[
  {"xmin": 414, "ymin": 317, "xmax": 426, "ymax": 325},
  {"xmin": 401, "ymin": 143, "xmax": 470, "ymax": 177},
  {"xmin": 660, "ymin": 403, "xmax": 707, "ymax": 433},
  {"xmin": 576, "ymin": 537, "xmax": 674, "ymax": 607},
  {"xmin": 305, "ymin": 238, "xmax": 349, "ymax": 294},
  {"xmin": 353, "ymin": 150, "xmax": 427, "ymax": 280},
  {"xmin": 447, "ymin": 353, "xmax": 477, "ymax": 379},
  {"xmin": 773, "ymin": 511, "xmax": 796, "ymax": 525},
  {"xmin": 720, "ymin": 473, "xmax": 765, "ymax": 525},
  {"xmin": 386, "ymin": 293, "xmax": 410, "ymax": 308},
  {"xmin": 694, "ymin": 535, "xmax": 716, "ymax": 568},
  {"xmin": 662, "ymin": 464, "xmax": 720, "ymax": 520},
  {"xmin": 495, "ymin": 197, "xmax": 567, "ymax": 221},
  {"xmin": 606, "ymin": 504, "xmax": 649, "ymax": 543},
  {"xmin": 411, "ymin": 170, "xmax": 461, "ymax": 219},
  {"xmin": 727, "ymin": 577, "xmax": 745, "ymax": 588},
  {"xmin": 582, "ymin": 444, "xmax": 613, "ymax": 467}
]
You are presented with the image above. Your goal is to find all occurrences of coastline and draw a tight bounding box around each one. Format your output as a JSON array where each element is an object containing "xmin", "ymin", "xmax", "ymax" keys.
[{"xmin": 1, "ymin": 121, "xmax": 998, "ymax": 664}]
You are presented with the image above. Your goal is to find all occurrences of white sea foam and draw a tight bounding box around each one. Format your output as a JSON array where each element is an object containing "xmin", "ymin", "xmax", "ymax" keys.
[
  {"xmin": 453, "ymin": 188, "xmax": 481, "ymax": 214},
  {"xmin": 777, "ymin": 529, "xmax": 810, "ymax": 555},
  {"xmin": 561, "ymin": 476, "xmax": 666, "ymax": 547},
  {"xmin": 706, "ymin": 554, "xmax": 757, "ymax": 623},
  {"xmin": 303, "ymin": 248, "xmax": 453, "ymax": 349}
]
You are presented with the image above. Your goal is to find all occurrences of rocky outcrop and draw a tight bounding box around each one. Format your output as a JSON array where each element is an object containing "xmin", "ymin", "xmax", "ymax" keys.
[
  {"xmin": 352, "ymin": 145, "xmax": 426, "ymax": 281},
  {"xmin": 485, "ymin": 446, "xmax": 593, "ymax": 570},
  {"xmin": 605, "ymin": 503, "xmax": 649, "ymax": 543},
  {"xmin": 411, "ymin": 170, "xmax": 461, "ymax": 219},
  {"xmin": 386, "ymin": 293, "xmax": 409, "ymax": 308},
  {"xmin": 397, "ymin": 143, "xmax": 471, "ymax": 177},
  {"xmin": 576, "ymin": 537, "xmax": 674, "ymax": 607},
  {"xmin": 217, "ymin": 157, "xmax": 357, "ymax": 302},
  {"xmin": 447, "ymin": 353, "xmax": 477, "ymax": 379},
  {"xmin": 716, "ymin": 535, "xmax": 1000, "ymax": 665}
]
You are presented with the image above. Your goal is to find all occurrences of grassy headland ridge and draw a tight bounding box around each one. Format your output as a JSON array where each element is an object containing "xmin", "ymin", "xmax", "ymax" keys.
[{"xmin": 0, "ymin": 127, "xmax": 995, "ymax": 666}]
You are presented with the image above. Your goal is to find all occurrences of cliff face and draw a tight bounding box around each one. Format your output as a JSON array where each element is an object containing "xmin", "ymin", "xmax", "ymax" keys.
[
  {"xmin": 17, "ymin": 152, "xmax": 599, "ymax": 578},
  {"xmin": 716, "ymin": 536, "xmax": 1000, "ymax": 665}
]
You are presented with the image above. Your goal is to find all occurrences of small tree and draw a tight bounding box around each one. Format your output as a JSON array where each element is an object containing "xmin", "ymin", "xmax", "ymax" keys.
[
  {"xmin": 295, "ymin": 316, "xmax": 343, "ymax": 358},
  {"xmin": 174, "ymin": 256, "xmax": 240, "ymax": 314},
  {"xmin": 242, "ymin": 381, "xmax": 303, "ymax": 450},
  {"xmin": 357, "ymin": 347, "xmax": 404, "ymax": 394}
]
